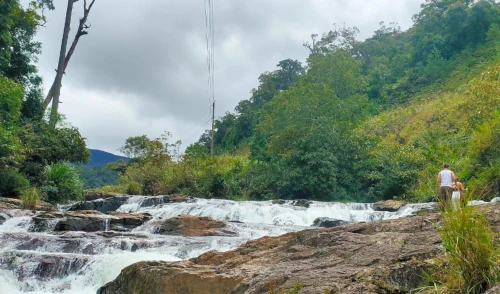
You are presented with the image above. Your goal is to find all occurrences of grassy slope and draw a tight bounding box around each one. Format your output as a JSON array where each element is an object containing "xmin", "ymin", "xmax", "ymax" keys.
[{"xmin": 360, "ymin": 42, "xmax": 500, "ymax": 202}]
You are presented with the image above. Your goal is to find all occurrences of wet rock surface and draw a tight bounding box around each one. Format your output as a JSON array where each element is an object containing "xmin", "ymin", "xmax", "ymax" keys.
[
  {"xmin": 146, "ymin": 214, "xmax": 237, "ymax": 237},
  {"xmin": 291, "ymin": 199, "xmax": 313, "ymax": 208},
  {"xmin": 0, "ymin": 250, "xmax": 91, "ymax": 281},
  {"xmin": 97, "ymin": 204, "xmax": 500, "ymax": 294},
  {"xmin": 373, "ymin": 199, "xmax": 407, "ymax": 212},
  {"xmin": 66, "ymin": 196, "xmax": 130, "ymax": 213},
  {"xmin": 32, "ymin": 210, "xmax": 152, "ymax": 232},
  {"xmin": 312, "ymin": 217, "xmax": 349, "ymax": 227}
]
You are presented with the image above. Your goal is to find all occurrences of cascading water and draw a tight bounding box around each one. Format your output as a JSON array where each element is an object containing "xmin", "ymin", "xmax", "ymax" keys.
[{"xmin": 0, "ymin": 196, "xmax": 437, "ymax": 294}]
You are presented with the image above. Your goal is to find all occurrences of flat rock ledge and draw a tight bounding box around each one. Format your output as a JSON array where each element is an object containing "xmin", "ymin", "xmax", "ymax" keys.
[
  {"xmin": 98, "ymin": 203, "xmax": 500, "ymax": 294},
  {"xmin": 143, "ymin": 214, "xmax": 237, "ymax": 237},
  {"xmin": 0, "ymin": 197, "xmax": 56, "ymax": 211},
  {"xmin": 32, "ymin": 210, "xmax": 152, "ymax": 232}
]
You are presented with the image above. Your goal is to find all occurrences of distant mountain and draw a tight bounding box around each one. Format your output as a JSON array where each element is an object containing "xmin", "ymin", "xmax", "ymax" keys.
[{"xmin": 86, "ymin": 149, "xmax": 128, "ymax": 166}]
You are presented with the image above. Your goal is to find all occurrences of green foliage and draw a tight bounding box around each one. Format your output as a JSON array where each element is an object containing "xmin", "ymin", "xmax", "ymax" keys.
[
  {"xmin": 75, "ymin": 164, "xmax": 119, "ymax": 189},
  {"xmin": 0, "ymin": 168, "xmax": 29, "ymax": 196},
  {"xmin": 0, "ymin": 0, "xmax": 89, "ymax": 205},
  {"xmin": 112, "ymin": 0, "xmax": 500, "ymax": 204},
  {"xmin": 252, "ymin": 50, "xmax": 368, "ymax": 200},
  {"xmin": 42, "ymin": 163, "xmax": 84, "ymax": 204},
  {"xmin": 434, "ymin": 193, "xmax": 500, "ymax": 293},
  {"xmin": 21, "ymin": 186, "xmax": 39, "ymax": 209}
]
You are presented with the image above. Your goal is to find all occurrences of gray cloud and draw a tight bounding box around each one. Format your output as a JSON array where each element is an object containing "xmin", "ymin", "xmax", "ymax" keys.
[{"xmin": 33, "ymin": 0, "xmax": 424, "ymax": 154}]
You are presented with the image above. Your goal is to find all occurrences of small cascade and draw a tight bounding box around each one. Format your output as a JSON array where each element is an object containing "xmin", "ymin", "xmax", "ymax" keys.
[
  {"xmin": 117, "ymin": 195, "xmax": 165, "ymax": 212},
  {"xmin": 102, "ymin": 218, "xmax": 110, "ymax": 232},
  {"xmin": 117, "ymin": 197, "xmax": 425, "ymax": 226}
]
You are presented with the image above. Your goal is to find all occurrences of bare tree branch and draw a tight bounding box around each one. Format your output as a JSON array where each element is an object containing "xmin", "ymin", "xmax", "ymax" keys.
[{"xmin": 44, "ymin": 0, "xmax": 97, "ymax": 113}]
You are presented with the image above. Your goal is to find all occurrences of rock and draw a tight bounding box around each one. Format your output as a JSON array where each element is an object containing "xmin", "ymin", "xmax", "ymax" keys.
[
  {"xmin": 0, "ymin": 197, "xmax": 57, "ymax": 211},
  {"xmin": 32, "ymin": 210, "xmax": 151, "ymax": 232},
  {"xmin": 106, "ymin": 212, "xmax": 152, "ymax": 231},
  {"xmin": 373, "ymin": 200, "xmax": 406, "ymax": 212},
  {"xmin": 98, "ymin": 209, "xmax": 450, "ymax": 294},
  {"xmin": 84, "ymin": 190, "xmax": 125, "ymax": 201},
  {"xmin": 102, "ymin": 204, "xmax": 500, "ymax": 293},
  {"xmin": 490, "ymin": 197, "xmax": 500, "ymax": 203},
  {"xmin": 66, "ymin": 196, "xmax": 130, "ymax": 213},
  {"xmin": 272, "ymin": 199, "xmax": 286, "ymax": 205},
  {"xmin": 165, "ymin": 194, "xmax": 192, "ymax": 203},
  {"xmin": 97, "ymin": 261, "xmax": 244, "ymax": 294},
  {"xmin": 485, "ymin": 284, "xmax": 500, "ymax": 294},
  {"xmin": 149, "ymin": 214, "xmax": 236, "ymax": 237},
  {"xmin": 291, "ymin": 199, "xmax": 313, "ymax": 208},
  {"xmin": 0, "ymin": 250, "xmax": 90, "ymax": 281},
  {"xmin": 54, "ymin": 211, "xmax": 107, "ymax": 232},
  {"xmin": 312, "ymin": 217, "xmax": 349, "ymax": 227},
  {"xmin": 0, "ymin": 212, "xmax": 8, "ymax": 225}
]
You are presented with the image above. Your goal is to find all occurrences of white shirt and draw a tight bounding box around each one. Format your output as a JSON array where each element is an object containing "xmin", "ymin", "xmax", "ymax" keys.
[{"xmin": 440, "ymin": 170, "xmax": 453, "ymax": 187}]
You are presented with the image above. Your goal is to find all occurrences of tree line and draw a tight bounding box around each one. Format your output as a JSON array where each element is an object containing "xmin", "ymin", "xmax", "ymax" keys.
[{"xmin": 108, "ymin": 0, "xmax": 500, "ymax": 202}]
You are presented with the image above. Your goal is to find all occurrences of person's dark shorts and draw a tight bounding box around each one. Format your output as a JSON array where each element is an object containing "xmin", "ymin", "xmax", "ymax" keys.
[{"xmin": 440, "ymin": 186, "xmax": 453, "ymax": 202}]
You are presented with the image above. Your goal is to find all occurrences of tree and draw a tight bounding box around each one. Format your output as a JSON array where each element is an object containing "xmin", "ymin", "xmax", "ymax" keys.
[
  {"xmin": 44, "ymin": 0, "xmax": 96, "ymax": 125},
  {"xmin": 255, "ymin": 50, "xmax": 369, "ymax": 200}
]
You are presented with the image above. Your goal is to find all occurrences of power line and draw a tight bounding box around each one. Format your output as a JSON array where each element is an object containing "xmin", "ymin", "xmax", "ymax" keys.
[
  {"xmin": 204, "ymin": 0, "xmax": 215, "ymax": 156},
  {"xmin": 185, "ymin": 117, "xmax": 213, "ymax": 144}
]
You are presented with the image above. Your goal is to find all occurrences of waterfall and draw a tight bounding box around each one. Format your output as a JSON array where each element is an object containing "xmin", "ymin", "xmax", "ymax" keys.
[{"xmin": 0, "ymin": 197, "xmax": 438, "ymax": 294}]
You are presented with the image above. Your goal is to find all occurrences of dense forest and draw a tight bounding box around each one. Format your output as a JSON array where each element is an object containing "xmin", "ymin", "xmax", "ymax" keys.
[
  {"xmin": 107, "ymin": 0, "xmax": 500, "ymax": 202},
  {"xmin": 0, "ymin": 0, "xmax": 89, "ymax": 204},
  {"xmin": 2, "ymin": 0, "xmax": 499, "ymax": 204}
]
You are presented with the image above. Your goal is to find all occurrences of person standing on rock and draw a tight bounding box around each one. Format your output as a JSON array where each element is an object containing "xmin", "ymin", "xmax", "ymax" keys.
[
  {"xmin": 436, "ymin": 164, "xmax": 458, "ymax": 207},
  {"xmin": 452, "ymin": 178, "xmax": 467, "ymax": 207}
]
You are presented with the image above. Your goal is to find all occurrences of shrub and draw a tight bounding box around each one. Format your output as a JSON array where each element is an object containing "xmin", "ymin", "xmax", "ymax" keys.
[
  {"xmin": 21, "ymin": 187, "xmax": 40, "ymax": 209},
  {"xmin": 435, "ymin": 193, "xmax": 500, "ymax": 293},
  {"xmin": 0, "ymin": 168, "xmax": 30, "ymax": 197},
  {"xmin": 41, "ymin": 163, "xmax": 84, "ymax": 204},
  {"xmin": 125, "ymin": 182, "xmax": 142, "ymax": 195}
]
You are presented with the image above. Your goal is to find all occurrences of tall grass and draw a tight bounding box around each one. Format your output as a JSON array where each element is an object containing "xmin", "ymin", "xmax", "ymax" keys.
[
  {"xmin": 42, "ymin": 163, "xmax": 84, "ymax": 204},
  {"xmin": 436, "ymin": 192, "xmax": 500, "ymax": 293},
  {"xmin": 21, "ymin": 187, "xmax": 40, "ymax": 209}
]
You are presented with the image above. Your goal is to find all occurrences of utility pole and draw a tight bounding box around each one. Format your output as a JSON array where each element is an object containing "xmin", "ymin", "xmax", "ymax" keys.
[{"xmin": 210, "ymin": 101, "xmax": 215, "ymax": 156}]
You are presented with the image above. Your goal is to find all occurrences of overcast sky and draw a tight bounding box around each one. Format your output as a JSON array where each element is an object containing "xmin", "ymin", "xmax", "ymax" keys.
[{"xmin": 33, "ymin": 0, "xmax": 424, "ymax": 155}]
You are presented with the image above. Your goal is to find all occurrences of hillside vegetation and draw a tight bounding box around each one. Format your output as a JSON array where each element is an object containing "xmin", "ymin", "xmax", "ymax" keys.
[
  {"xmin": 0, "ymin": 0, "xmax": 89, "ymax": 204},
  {"xmin": 108, "ymin": 0, "xmax": 500, "ymax": 202}
]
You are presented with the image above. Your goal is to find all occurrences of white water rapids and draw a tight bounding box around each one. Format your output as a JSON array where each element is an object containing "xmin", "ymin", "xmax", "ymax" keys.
[{"xmin": 0, "ymin": 197, "xmax": 436, "ymax": 294}]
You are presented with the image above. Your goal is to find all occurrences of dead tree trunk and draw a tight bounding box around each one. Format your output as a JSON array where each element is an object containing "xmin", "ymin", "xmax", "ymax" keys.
[
  {"xmin": 45, "ymin": 0, "xmax": 96, "ymax": 124},
  {"xmin": 48, "ymin": 0, "xmax": 74, "ymax": 124}
]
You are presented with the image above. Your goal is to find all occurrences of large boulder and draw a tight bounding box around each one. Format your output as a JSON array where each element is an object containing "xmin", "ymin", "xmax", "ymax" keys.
[
  {"xmin": 107, "ymin": 211, "xmax": 152, "ymax": 231},
  {"xmin": 0, "ymin": 250, "xmax": 91, "ymax": 282},
  {"xmin": 373, "ymin": 200, "xmax": 406, "ymax": 212},
  {"xmin": 312, "ymin": 217, "xmax": 349, "ymax": 227},
  {"xmin": 100, "ymin": 203, "xmax": 500, "ymax": 294},
  {"xmin": 146, "ymin": 214, "xmax": 236, "ymax": 237},
  {"xmin": 291, "ymin": 199, "xmax": 313, "ymax": 208},
  {"xmin": 66, "ymin": 196, "xmax": 130, "ymax": 213},
  {"xmin": 32, "ymin": 210, "xmax": 151, "ymax": 232},
  {"xmin": 0, "ymin": 197, "xmax": 57, "ymax": 211},
  {"xmin": 98, "ymin": 209, "xmax": 447, "ymax": 294}
]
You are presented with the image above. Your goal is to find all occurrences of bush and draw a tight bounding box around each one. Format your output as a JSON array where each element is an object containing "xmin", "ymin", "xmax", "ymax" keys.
[
  {"xmin": 434, "ymin": 193, "xmax": 500, "ymax": 293},
  {"xmin": 0, "ymin": 168, "xmax": 30, "ymax": 197},
  {"xmin": 21, "ymin": 187, "xmax": 40, "ymax": 209},
  {"xmin": 41, "ymin": 163, "xmax": 84, "ymax": 204}
]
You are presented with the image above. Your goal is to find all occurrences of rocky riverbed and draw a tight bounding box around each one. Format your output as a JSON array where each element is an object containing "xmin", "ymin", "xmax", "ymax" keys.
[{"xmin": 1, "ymin": 195, "xmax": 498, "ymax": 294}]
